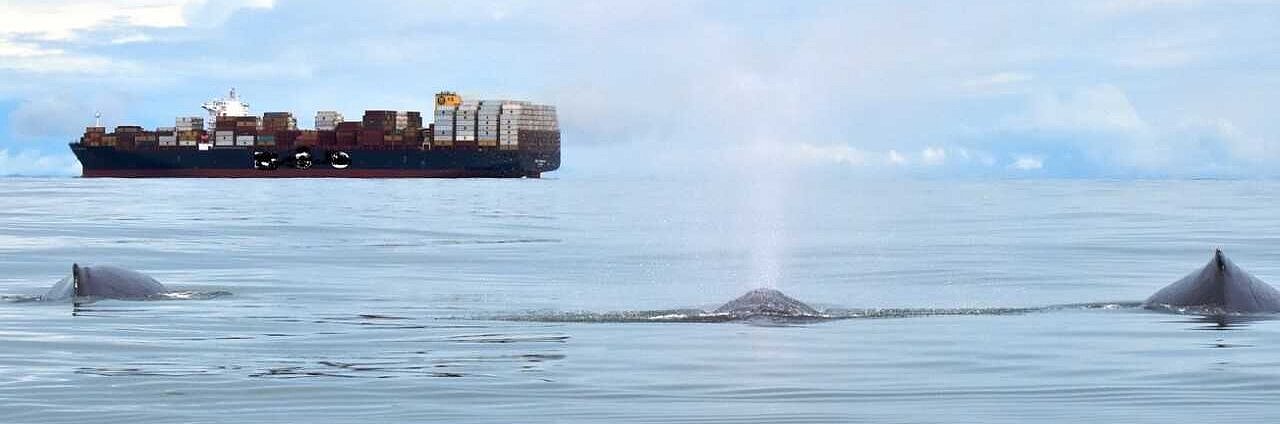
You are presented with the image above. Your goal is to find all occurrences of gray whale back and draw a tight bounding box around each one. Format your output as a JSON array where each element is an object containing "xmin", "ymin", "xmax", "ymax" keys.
[
  {"xmin": 712, "ymin": 288, "xmax": 821, "ymax": 318},
  {"xmin": 44, "ymin": 264, "xmax": 167, "ymax": 300},
  {"xmin": 1145, "ymin": 249, "xmax": 1280, "ymax": 313}
]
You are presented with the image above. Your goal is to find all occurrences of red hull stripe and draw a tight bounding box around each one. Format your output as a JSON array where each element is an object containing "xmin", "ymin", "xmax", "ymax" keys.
[{"xmin": 82, "ymin": 168, "xmax": 537, "ymax": 178}]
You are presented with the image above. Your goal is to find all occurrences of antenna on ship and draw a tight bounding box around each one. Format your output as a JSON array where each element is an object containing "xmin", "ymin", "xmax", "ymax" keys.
[
  {"xmin": 229, "ymin": 87, "xmax": 237, "ymax": 100},
  {"xmin": 94, "ymin": 111, "xmax": 101, "ymax": 127}
]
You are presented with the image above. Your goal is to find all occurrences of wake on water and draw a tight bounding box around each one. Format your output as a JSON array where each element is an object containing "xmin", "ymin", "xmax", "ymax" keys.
[
  {"xmin": 1, "ymin": 288, "xmax": 232, "ymax": 304},
  {"xmin": 484, "ymin": 302, "xmax": 1148, "ymax": 324}
]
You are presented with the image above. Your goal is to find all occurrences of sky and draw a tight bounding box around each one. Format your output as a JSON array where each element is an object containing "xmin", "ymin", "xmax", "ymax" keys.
[{"xmin": 0, "ymin": 0, "xmax": 1277, "ymax": 177}]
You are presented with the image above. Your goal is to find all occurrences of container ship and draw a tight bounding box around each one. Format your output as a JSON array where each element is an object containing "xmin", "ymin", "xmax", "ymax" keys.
[{"xmin": 70, "ymin": 90, "xmax": 560, "ymax": 178}]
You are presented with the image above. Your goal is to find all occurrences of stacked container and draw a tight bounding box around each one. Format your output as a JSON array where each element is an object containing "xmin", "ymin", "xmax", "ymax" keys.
[
  {"xmin": 297, "ymin": 130, "xmax": 319, "ymax": 147},
  {"xmin": 177, "ymin": 130, "xmax": 201, "ymax": 147},
  {"xmin": 362, "ymin": 110, "xmax": 397, "ymax": 131},
  {"xmin": 315, "ymin": 111, "xmax": 343, "ymax": 131},
  {"xmin": 455, "ymin": 102, "xmax": 478, "ymax": 146},
  {"xmin": 395, "ymin": 111, "xmax": 423, "ymax": 131},
  {"xmin": 157, "ymin": 126, "xmax": 177, "ymax": 147},
  {"xmin": 215, "ymin": 116, "xmax": 259, "ymax": 131},
  {"xmin": 133, "ymin": 131, "xmax": 158, "ymax": 149},
  {"xmin": 255, "ymin": 134, "xmax": 276, "ymax": 146},
  {"xmin": 433, "ymin": 106, "xmax": 455, "ymax": 147},
  {"xmin": 477, "ymin": 101, "xmax": 501, "ymax": 147},
  {"xmin": 214, "ymin": 131, "xmax": 235, "ymax": 146},
  {"xmin": 335, "ymin": 121, "xmax": 361, "ymax": 145},
  {"xmin": 358, "ymin": 110, "xmax": 423, "ymax": 146},
  {"xmin": 497, "ymin": 102, "xmax": 558, "ymax": 150},
  {"xmin": 82, "ymin": 127, "xmax": 106, "ymax": 146},
  {"xmin": 176, "ymin": 117, "xmax": 204, "ymax": 131},
  {"xmin": 262, "ymin": 112, "xmax": 297, "ymax": 132}
]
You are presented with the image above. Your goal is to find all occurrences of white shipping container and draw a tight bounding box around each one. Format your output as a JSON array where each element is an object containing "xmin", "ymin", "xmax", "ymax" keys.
[
  {"xmin": 214, "ymin": 140, "xmax": 234, "ymax": 146},
  {"xmin": 158, "ymin": 136, "xmax": 177, "ymax": 143},
  {"xmin": 179, "ymin": 140, "xmax": 197, "ymax": 146},
  {"xmin": 157, "ymin": 127, "xmax": 176, "ymax": 132},
  {"xmin": 215, "ymin": 131, "xmax": 234, "ymax": 137},
  {"xmin": 159, "ymin": 140, "xmax": 177, "ymax": 146}
]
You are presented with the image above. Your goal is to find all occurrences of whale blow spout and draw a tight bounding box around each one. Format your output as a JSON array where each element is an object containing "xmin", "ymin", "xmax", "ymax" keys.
[
  {"xmin": 44, "ymin": 263, "xmax": 167, "ymax": 301},
  {"xmin": 712, "ymin": 288, "xmax": 822, "ymax": 319},
  {"xmin": 1144, "ymin": 249, "xmax": 1280, "ymax": 314}
]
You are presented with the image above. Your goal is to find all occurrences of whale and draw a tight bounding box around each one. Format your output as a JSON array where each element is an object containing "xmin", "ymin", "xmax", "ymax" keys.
[
  {"xmin": 1144, "ymin": 249, "xmax": 1280, "ymax": 314},
  {"xmin": 43, "ymin": 264, "xmax": 167, "ymax": 301},
  {"xmin": 710, "ymin": 288, "xmax": 823, "ymax": 319}
]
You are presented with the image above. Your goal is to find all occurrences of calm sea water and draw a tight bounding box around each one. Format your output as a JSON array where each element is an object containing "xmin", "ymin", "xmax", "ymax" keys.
[{"xmin": 3, "ymin": 176, "xmax": 1280, "ymax": 423}]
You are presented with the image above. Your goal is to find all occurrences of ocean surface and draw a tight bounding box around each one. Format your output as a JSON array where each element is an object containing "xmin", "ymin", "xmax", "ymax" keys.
[{"xmin": 3, "ymin": 176, "xmax": 1280, "ymax": 423}]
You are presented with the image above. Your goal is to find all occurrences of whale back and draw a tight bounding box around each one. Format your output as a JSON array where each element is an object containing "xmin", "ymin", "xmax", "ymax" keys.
[
  {"xmin": 44, "ymin": 264, "xmax": 167, "ymax": 300},
  {"xmin": 712, "ymin": 288, "xmax": 821, "ymax": 318},
  {"xmin": 1145, "ymin": 250, "xmax": 1280, "ymax": 313}
]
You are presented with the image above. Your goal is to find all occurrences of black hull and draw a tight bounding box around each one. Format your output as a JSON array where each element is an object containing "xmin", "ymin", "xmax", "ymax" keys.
[{"xmin": 70, "ymin": 145, "xmax": 560, "ymax": 178}]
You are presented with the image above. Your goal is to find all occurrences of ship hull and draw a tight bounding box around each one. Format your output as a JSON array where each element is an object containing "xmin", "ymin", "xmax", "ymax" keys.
[{"xmin": 71, "ymin": 145, "xmax": 559, "ymax": 178}]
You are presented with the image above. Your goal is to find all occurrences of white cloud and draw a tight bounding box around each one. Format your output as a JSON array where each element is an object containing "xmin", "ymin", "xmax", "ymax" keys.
[
  {"xmin": 962, "ymin": 72, "xmax": 1033, "ymax": 94},
  {"xmin": 1021, "ymin": 85, "xmax": 1147, "ymax": 133},
  {"xmin": 887, "ymin": 149, "xmax": 908, "ymax": 165},
  {"xmin": 0, "ymin": 0, "xmax": 273, "ymax": 40},
  {"xmin": 796, "ymin": 143, "xmax": 869, "ymax": 166},
  {"xmin": 1011, "ymin": 156, "xmax": 1044, "ymax": 170},
  {"xmin": 0, "ymin": 53, "xmax": 126, "ymax": 74},
  {"xmin": 0, "ymin": 149, "xmax": 81, "ymax": 176},
  {"xmin": 1091, "ymin": 0, "xmax": 1205, "ymax": 15},
  {"xmin": 921, "ymin": 146, "xmax": 947, "ymax": 165},
  {"xmin": 109, "ymin": 33, "xmax": 153, "ymax": 45},
  {"xmin": 0, "ymin": 1, "xmax": 273, "ymax": 74}
]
